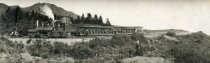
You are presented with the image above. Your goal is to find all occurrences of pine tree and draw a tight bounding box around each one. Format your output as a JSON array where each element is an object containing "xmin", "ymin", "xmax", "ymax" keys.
[
  {"xmin": 87, "ymin": 13, "xmax": 92, "ymax": 24},
  {"xmin": 85, "ymin": 13, "xmax": 92, "ymax": 24},
  {"xmin": 93, "ymin": 14, "xmax": 98, "ymax": 24},
  {"xmin": 105, "ymin": 18, "xmax": 111, "ymax": 26},
  {"xmin": 81, "ymin": 13, "xmax": 85, "ymax": 24},
  {"xmin": 15, "ymin": 6, "xmax": 22, "ymax": 23},
  {"xmin": 87, "ymin": 13, "xmax": 92, "ymax": 18},
  {"xmin": 98, "ymin": 16, "xmax": 103, "ymax": 25},
  {"xmin": 75, "ymin": 16, "xmax": 81, "ymax": 24}
]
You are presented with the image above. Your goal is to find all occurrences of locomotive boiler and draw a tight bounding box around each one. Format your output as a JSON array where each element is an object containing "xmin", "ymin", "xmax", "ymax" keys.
[{"xmin": 28, "ymin": 17, "xmax": 71, "ymax": 38}]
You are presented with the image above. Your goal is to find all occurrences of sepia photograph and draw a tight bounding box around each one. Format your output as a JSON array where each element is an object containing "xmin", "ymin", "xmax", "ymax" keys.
[{"xmin": 0, "ymin": 0, "xmax": 209, "ymax": 63}]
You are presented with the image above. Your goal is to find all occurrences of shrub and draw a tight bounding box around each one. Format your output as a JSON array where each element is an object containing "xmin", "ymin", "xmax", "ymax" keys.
[
  {"xmin": 166, "ymin": 32, "xmax": 176, "ymax": 37},
  {"xmin": 53, "ymin": 42, "xmax": 69, "ymax": 54},
  {"xmin": 69, "ymin": 43, "xmax": 95, "ymax": 59},
  {"xmin": 40, "ymin": 52, "xmax": 49, "ymax": 58},
  {"xmin": 27, "ymin": 40, "xmax": 53, "ymax": 58},
  {"xmin": 170, "ymin": 32, "xmax": 210, "ymax": 63},
  {"xmin": 111, "ymin": 35, "xmax": 136, "ymax": 47}
]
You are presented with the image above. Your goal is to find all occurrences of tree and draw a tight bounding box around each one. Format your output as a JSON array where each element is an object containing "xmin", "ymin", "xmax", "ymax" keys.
[
  {"xmin": 15, "ymin": 6, "xmax": 22, "ymax": 23},
  {"xmin": 87, "ymin": 13, "xmax": 92, "ymax": 18},
  {"xmin": 81, "ymin": 13, "xmax": 85, "ymax": 24},
  {"xmin": 93, "ymin": 14, "xmax": 98, "ymax": 24},
  {"xmin": 98, "ymin": 16, "xmax": 103, "ymax": 25},
  {"xmin": 1, "ymin": 6, "xmax": 24, "ymax": 35},
  {"xmin": 105, "ymin": 18, "xmax": 111, "ymax": 26},
  {"xmin": 74, "ymin": 16, "xmax": 81, "ymax": 24},
  {"xmin": 84, "ymin": 13, "xmax": 92, "ymax": 24},
  {"xmin": 94, "ymin": 14, "xmax": 98, "ymax": 19}
]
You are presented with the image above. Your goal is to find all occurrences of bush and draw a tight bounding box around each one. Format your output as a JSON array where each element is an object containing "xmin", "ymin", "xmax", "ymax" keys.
[
  {"xmin": 27, "ymin": 40, "xmax": 53, "ymax": 58},
  {"xmin": 169, "ymin": 32, "xmax": 210, "ymax": 63},
  {"xmin": 1, "ymin": 31, "xmax": 209, "ymax": 63},
  {"xmin": 24, "ymin": 31, "xmax": 210, "ymax": 63},
  {"xmin": 40, "ymin": 52, "xmax": 49, "ymax": 58},
  {"xmin": 70, "ymin": 43, "xmax": 95, "ymax": 59},
  {"xmin": 53, "ymin": 42, "xmax": 69, "ymax": 54},
  {"xmin": 111, "ymin": 35, "xmax": 136, "ymax": 47},
  {"xmin": 166, "ymin": 32, "xmax": 176, "ymax": 37}
]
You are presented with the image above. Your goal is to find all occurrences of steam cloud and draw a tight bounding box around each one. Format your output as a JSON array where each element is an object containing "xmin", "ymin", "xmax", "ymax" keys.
[{"xmin": 41, "ymin": 4, "xmax": 54, "ymax": 20}]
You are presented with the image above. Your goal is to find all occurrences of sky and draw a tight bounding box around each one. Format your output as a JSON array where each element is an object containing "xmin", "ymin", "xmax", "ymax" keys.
[{"xmin": 1, "ymin": 0, "xmax": 210, "ymax": 35}]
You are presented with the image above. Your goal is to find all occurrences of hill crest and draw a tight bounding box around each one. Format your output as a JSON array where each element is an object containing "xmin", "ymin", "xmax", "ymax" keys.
[{"xmin": 22, "ymin": 3, "xmax": 78, "ymax": 19}]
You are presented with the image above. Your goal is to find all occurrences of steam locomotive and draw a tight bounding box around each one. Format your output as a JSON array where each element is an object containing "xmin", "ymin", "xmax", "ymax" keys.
[{"xmin": 27, "ymin": 17, "xmax": 71, "ymax": 38}]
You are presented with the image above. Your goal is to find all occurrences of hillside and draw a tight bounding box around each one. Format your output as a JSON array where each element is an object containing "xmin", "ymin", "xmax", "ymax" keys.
[
  {"xmin": 23, "ymin": 3, "xmax": 78, "ymax": 19},
  {"xmin": 0, "ymin": 3, "xmax": 8, "ymax": 15},
  {"xmin": 0, "ymin": 3, "xmax": 8, "ymax": 22},
  {"xmin": 0, "ymin": 3, "xmax": 78, "ymax": 20}
]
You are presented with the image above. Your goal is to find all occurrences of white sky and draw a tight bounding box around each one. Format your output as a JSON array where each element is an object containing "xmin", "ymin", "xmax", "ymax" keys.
[{"xmin": 1, "ymin": 0, "xmax": 210, "ymax": 35}]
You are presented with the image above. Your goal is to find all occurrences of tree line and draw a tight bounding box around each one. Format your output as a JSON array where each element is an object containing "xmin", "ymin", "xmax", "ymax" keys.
[{"xmin": 71, "ymin": 13, "xmax": 111, "ymax": 26}]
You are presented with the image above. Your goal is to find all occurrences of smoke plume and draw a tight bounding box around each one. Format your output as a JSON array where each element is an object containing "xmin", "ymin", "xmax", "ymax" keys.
[{"xmin": 41, "ymin": 4, "xmax": 54, "ymax": 20}]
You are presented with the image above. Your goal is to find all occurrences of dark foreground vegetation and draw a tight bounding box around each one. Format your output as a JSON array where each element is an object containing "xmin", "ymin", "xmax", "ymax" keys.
[{"xmin": 0, "ymin": 31, "xmax": 210, "ymax": 63}]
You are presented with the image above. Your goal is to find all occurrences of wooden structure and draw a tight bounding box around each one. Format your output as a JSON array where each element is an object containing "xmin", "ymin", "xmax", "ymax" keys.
[{"xmin": 74, "ymin": 26, "xmax": 143, "ymax": 36}]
